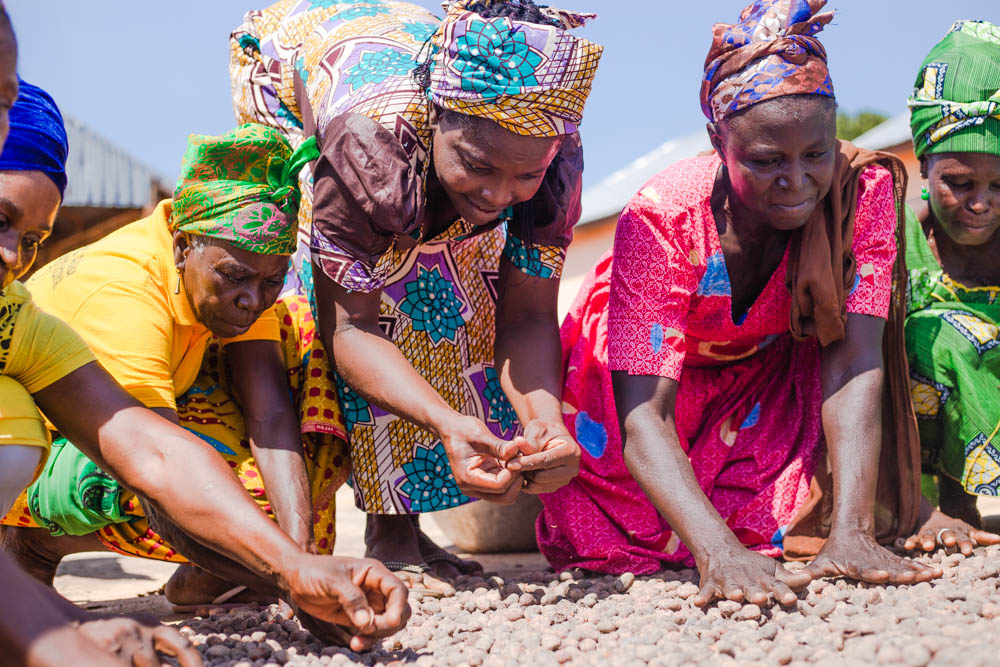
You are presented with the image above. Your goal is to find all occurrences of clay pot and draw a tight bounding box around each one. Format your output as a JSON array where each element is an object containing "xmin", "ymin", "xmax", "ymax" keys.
[{"xmin": 430, "ymin": 494, "xmax": 542, "ymax": 553}]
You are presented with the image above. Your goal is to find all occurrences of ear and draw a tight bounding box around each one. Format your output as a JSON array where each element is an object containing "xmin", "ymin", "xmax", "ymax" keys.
[
  {"xmin": 919, "ymin": 156, "xmax": 928, "ymax": 180},
  {"xmin": 428, "ymin": 104, "xmax": 441, "ymax": 133},
  {"xmin": 173, "ymin": 230, "xmax": 192, "ymax": 272},
  {"xmin": 707, "ymin": 122, "xmax": 725, "ymax": 161}
]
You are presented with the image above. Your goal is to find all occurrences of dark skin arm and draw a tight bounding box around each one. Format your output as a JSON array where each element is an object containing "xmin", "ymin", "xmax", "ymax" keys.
[
  {"xmin": 804, "ymin": 314, "xmax": 940, "ymax": 583},
  {"xmin": 313, "ymin": 267, "xmax": 522, "ymax": 502},
  {"xmin": 32, "ymin": 362, "xmax": 410, "ymax": 649},
  {"xmin": 614, "ymin": 373, "xmax": 811, "ymax": 607},
  {"xmin": 228, "ymin": 339, "xmax": 315, "ymax": 552},
  {"xmin": 494, "ymin": 257, "xmax": 580, "ymax": 493}
]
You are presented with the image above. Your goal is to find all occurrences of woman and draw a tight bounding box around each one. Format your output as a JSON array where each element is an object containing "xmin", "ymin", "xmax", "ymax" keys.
[
  {"xmin": 537, "ymin": 0, "xmax": 939, "ymax": 606},
  {"xmin": 1, "ymin": 123, "xmax": 402, "ymax": 636},
  {"xmin": 230, "ymin": 0, "xmax": 603, "ymax": 592},
  {"xmin": 901, "ymin": 20, "xmax": 1000, "ymax": 556}
]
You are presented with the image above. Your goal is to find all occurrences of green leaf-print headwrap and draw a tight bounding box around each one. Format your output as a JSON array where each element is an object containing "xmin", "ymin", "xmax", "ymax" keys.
[
  {"xmin": 908, "ymin": 20, "xmax": 1000, "ymax": 160},
  {"xmin": 170, "ymin": 123, "xmax": 319, "ymax": 255}
]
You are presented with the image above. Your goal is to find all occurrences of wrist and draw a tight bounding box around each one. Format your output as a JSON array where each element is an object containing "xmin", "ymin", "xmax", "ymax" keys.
[
  {"xmin": 429, "ymin": 408, "xmax": 468, "ymax": 442},
  {"xmin": 690, "ymin": 531, "xmax": 745, "ymax": 567}
]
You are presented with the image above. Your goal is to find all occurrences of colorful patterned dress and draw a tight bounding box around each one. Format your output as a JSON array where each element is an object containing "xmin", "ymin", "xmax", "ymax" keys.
[
  {"xmin": 904, "ymin": 207, "xmax": 1000, "ymax": 498},
  {"xmin": 537, "ymin": 155, "xmax": 898, "ymax": 574},
  {"xmin": 230, "ymin": 0, "xmax": 582, "ymax": 514}
]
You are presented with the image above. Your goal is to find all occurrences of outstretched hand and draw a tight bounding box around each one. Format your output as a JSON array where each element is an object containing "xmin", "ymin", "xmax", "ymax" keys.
[
  {"xmin": 693, "ymin": 546, "xmax": 811, "ymax": 608},
  {"xmin": 904, "ymin": 507, "xmax": 1000, "ymax": 556},
  {"xmin": 75, "ymin": 617, "xmax": 203, "ymax": 667},
  {"xmin": 805, "ymin": 531, "xmax": 942, "ymax": 584},
  {"xmin": 440, "ymin": 415, "xmax": 523, "ymax": 502},
  {"xmin": 505, "ymin": 419, "xmax": 581, "ymax": 494},
  {"xmin": 284, "ymin": 555, "xmax": 410, "ymax": 652}
]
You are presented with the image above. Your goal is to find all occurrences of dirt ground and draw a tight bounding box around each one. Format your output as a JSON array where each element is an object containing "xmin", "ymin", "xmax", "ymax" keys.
[{"xmin": 54, "ymin": 491, "xmax": 1000, "ymax": 666}]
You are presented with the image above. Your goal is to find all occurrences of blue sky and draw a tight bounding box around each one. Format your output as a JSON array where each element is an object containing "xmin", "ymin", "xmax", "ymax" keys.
[{"xmin": 9, "ymin": 1, "xmax": 996, "ymax": 188}]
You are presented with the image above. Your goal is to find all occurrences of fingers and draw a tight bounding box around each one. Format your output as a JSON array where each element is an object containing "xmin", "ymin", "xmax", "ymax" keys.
[
  {"xmin": 349, "ymin": 635, "xmax": 376, "ymax": 652},
  {"xmin": 802, "ymin": 558, "xmax": 838, "ymax": 582},
  {"xmin": 774, "ymin": 565, "xmax": 812, "ymax": 592},
  {"xmin": 514, "ymin": 439, "xmax": 578, "ymax": 472},
  {"xmin": 129, "ymin": 633, "xmax": 160, "ymax": 667},
  {"xmin": 722, "ymin": 585, "xmax": 744, "ymax": 603},
  {"xmin": 769, "ymin": 579, "xmax": 798, "ymax": 607},
  {"xmin": 971, "ymin": 529, "xmax": 1000, "ymax": 546},
  {"xmin": 691, "ymin": 581, "xmax": 719, "ymax": 608},
  {"xmin": 458, "ymin": 465, "xmax": 517, "ymax": 498},
  {"xmin": 521, "ymin": 466, "xmax": 576, "ymax": 494},
  {"xmin": 153, "ymin": 627, "xmax": 203, "ymax": 667},
  {"xmin": 359, "ymin": 560, "xmax": 411, "ymax": 635},
  {"xmin": 743, "ymin": 583, "xmax": 769, "ymax": 607}
]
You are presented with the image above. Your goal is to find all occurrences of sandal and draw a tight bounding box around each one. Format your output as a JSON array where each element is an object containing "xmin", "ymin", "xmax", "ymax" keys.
[{"xmin": 383, "ymin": 561, "xmax": 450, "ymax": 599}]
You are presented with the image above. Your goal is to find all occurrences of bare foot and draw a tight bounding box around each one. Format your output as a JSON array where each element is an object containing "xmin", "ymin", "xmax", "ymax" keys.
[
  {"xmin": 410, "ymin": 515, "xmax": 483, "ymax": 580},
  {"xmin": 164, "ymin": 564, "xmax": 276, "ymax": 608},
  {"xmin": 365, "ymin": 514, "xmax": 454, "ymax": 596},
  {"xmin": 805, "ymin": 531, "xmax": 941, "ymax": 585}
]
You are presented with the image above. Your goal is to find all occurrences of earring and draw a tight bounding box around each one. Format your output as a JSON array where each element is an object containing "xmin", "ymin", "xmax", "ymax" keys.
[
  {"xmin": 921, "ymin": 186, "xmax": 930, "ymax": 201},
  {"xmin": 174, "ymin": 268, "xmax": 182, "ymax": 295}
]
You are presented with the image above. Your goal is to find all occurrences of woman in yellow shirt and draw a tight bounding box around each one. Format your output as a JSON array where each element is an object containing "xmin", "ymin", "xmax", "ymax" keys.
[{"xmin": 1, "ymin": 117, "xmax": 409, "ymax": 650}]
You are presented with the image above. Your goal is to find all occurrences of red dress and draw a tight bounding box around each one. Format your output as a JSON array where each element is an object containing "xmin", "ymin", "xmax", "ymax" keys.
[{"xmin": 537, "ymin": 154, "xmax": 897, "ymax": 573}]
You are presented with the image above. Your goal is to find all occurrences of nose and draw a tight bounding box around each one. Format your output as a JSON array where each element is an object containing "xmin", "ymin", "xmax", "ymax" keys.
[
  {"xmin": 479, "ymin": 177, "xmax": 515, "ymax": 210},
  {"xmin": 235, "ymin": 284, "xmax": 266, "ymax": 314},
  {"xmin": 967, "ymin": 187, "xmax": 991, "ymax": 215},
  {"xmin": 0, "ymin": 229, "xmax": 20, "ymax": 271},
  {"xmin": 776, "ymin": 160, "xmax": 807, "ymax": 192}
]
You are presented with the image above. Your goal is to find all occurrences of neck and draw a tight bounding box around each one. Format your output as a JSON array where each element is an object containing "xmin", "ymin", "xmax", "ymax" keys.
[{"xmin": 921, "ymin": 205, "xmax": 1000, "ymax": 287}]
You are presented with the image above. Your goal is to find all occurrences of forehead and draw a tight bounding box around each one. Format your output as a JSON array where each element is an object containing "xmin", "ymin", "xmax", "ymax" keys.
[
  {"xmin": 928, "ymin": 152, "xmax": 1000, "ymax": 176},
  {"xmin": 197, "ymin": 237, "xmax": 289, "ymax": 272},
  {"xmin": 443, "ymin": 113, "xmax": 562, "ymax": 165},
  {"xmin": 722, "ymin": 96, "xmax": 836, "ymax": 146}
]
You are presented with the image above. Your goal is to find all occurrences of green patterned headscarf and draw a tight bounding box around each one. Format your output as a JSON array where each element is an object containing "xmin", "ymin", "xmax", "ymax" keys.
[
  {"xmin": 908, "ymin": 20, "xmax": 1000, "ymax": 160},
  {"xmin": 170, "ymin": 124, "xmax": 319, "ymax": 255}
]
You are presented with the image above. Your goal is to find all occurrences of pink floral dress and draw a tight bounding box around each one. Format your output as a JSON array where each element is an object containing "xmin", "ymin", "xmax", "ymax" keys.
[{"xmin": 537, "ymin": 154, "xmax": 898, "ymax": 574}]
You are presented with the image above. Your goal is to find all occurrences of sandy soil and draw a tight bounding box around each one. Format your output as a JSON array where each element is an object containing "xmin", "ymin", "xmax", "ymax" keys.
[{"xmin": 53, "ymin": 491, "xmax": 1000, "ymax": 666}]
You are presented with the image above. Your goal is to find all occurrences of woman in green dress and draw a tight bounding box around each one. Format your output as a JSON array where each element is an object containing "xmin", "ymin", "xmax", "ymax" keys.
[{"xmin": 902, "ymin": 19, "xmax": 1000, "ymax": 555}]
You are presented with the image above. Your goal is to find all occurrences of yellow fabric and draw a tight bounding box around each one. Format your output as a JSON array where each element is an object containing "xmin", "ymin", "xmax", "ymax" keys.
[
  {"xmin": 0, "ymin": 376, "xmax": 50, "ymax": 483},
  {"xmin": 26, "ymin": 200, "xmax": 280, "ymax": 410},
  {"xmin": 0, "ymin": 280, "xmax": 94, "ymax": 482}
]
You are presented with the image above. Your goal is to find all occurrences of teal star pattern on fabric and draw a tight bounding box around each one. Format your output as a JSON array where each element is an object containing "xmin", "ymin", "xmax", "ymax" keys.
[
  {"xmin": 399, "ymin": 266, "xmax": 466, "ymax": 344},
  {"xmin": 397, "ymin": 442, "xmax": 470, "ymax": 512},
  {"xmin": 483, "ymin": 366, "xmax": 517, "ymax": 433},
  {"xmin": 452, "ymin": 19, "xmax": 543, "ymax": 98},
  {"xmin": 402, "ymin": 20, "xmax": 438, "ymax": 43},
  {"xmin": 343, "ymin": 48, "xmax": 417, "ymax": 91},
  {"xmin": 333, "ymin": 372, "xmax": 373, "ymax": 432},
  {"xmin": 503, "ymin": 234, "xmax": 555, "ymax": 278}
]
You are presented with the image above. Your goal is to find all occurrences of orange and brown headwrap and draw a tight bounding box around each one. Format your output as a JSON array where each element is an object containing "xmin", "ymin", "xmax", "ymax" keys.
[{"xmin": 701, "ymin": 0, "xmax": 835, "ymax": 123}]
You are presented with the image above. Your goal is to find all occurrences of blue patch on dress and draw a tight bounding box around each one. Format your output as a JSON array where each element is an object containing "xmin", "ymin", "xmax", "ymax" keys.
[
  {"xmin": 183, "ymin": 428, "xmax": 237, "ymax": 456},
  {"xmin": 771, "ymin": 524, "xmax": 788, "ymax": 549},
  {"xmin": 575, "ymin": 411, "xmax": 608, "ymax": 458},
  {"xmin": 740, "ymin": 403, "xmax": 761, "ymax": 429},
  {"xmin": 697, "ymin": 252, "xmax": 732, "ymax": 297},
  {"xmin": 848, "ymin": 272, "xmax": 861, "ymax": 297},
  {"xmin": 649, "ymin": 323, "xmax": 664, "ymax": 354}
]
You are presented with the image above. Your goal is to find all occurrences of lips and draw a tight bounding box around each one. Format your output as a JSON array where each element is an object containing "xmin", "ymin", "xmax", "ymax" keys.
[{"xmin": 465, "ymin": 195, "xmax": 504, "ymax": 219}]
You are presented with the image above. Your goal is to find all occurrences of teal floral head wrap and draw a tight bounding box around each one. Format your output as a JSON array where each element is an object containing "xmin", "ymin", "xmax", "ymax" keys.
[
  {"xmin": 908, "ymin": 20, "xmax": 1000, "ymax": 160},
  {"xmin": 170, "ymin": 124, "xmax": 319, "ymax": 255}
]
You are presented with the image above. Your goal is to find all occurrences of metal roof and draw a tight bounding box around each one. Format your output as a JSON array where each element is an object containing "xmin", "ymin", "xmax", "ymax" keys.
[
  {"xmin": 62, "ymin": 115, "xmax": 168, "ymax": 209},
  {"xmin": 851, "ymin": 112, "xmax": 911, "ymax": 151},
  {"xmin": 579, "ymin": 131, "xmax": 710, "ymax": 225}
]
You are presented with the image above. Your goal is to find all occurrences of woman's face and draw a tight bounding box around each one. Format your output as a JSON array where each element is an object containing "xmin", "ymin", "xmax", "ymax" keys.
[
  {"xmin": 923, "ymin": 152, "xmax": 1000, "ymax": 247},
  {"xmin": 711, "ymin": 95, "xmax": 838, "ymax": 230},
  {"xmin": 0, "ymin": 170, "xmax": 59, "ymax": 289},
  {"xmin": 430, "ymin": 108, "xmax": 562, "ymax": 227},
  {"xmin": 174, "ymin": 233, "xmax": 290, "ymax": 339}
]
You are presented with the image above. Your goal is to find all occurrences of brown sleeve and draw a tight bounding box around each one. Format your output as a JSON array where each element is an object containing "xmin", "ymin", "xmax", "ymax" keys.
[
  {"xmin": 507, "ymin": 131, "xmax": 584, "ymax": 250},
  {"xmin": 308, "ymin": 112, "xmax": 423, "ymax": 292}
]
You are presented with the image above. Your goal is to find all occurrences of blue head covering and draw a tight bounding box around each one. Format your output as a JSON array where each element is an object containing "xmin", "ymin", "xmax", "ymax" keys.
[{"xmin": 0, "ymin": 78, "xmax": 68, "ymax": 199}]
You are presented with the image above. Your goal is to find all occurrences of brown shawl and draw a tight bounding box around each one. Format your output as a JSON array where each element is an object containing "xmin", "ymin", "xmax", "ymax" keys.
[{"xmin": 782, "ymin": 140, "xmax": 921, "ymax": 558}]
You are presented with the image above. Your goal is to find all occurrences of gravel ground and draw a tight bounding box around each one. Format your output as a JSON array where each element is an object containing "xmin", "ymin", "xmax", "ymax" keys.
[{"xmin": 177, "ymin": 544, "xmax": 1000, "ymax": 667}]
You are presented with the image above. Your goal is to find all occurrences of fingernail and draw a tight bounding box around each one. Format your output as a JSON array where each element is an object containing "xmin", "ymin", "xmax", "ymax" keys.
[{"xmin": 354, "ymin": 609, "xmax": 371, "ymax": 627}]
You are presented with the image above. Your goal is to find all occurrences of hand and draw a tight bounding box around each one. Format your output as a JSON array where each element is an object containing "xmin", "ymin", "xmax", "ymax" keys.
[
  {"xmin": 75, "ymin": 617, "xmax": 202, "ymax": 667},
  {"xmin": 506, "ymin": 419, "xmax": 581, "ymax": 494},
  {"xmin": 439, "ymin": 415, "xmax": 522, "ymax": 502},
  {"xmin": 904, "ymin": 508, "xmax": 1000, "ymax": 556},
  {"xmin": 283, "ymin": 555, "xmax": 410, "ymax": 652},
  {"xmin": 693, "ymin": 545, "xmax": 810, "ymax": 607},
  {"xmin": 805, "ymin": 530, "xmax": 942, "ymax": 584}
]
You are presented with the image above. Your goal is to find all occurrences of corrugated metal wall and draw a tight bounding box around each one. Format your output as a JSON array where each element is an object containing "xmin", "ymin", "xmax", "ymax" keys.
[{"xmin": 62, "ymin": 115, "xmax": 167, "ymax": 209}]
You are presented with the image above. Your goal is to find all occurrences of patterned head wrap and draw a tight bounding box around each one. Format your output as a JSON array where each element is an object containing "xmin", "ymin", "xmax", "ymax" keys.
[
  {"xmin": 0, "ymin": 78, "xmax": 69, "ymax": 199},
  {"xmin": 427, "ymin": 0, "xmax": 604, "ymax": 137},
  {"xmin": 908, "ymin": 20, "xmax": 1000, "ymax": 160},
  {"xmin": 170, "ymin": 124, "xmax": 319, "ymax": 255},
  {"xmin": 701, "ymin": 0, "xmax": 835, "ymax": 123}
]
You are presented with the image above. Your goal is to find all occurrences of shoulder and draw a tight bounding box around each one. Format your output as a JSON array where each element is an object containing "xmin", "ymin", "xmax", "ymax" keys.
[{"xmin": 617, "ymin": 155, "xmax": 718, "ymax": 242}]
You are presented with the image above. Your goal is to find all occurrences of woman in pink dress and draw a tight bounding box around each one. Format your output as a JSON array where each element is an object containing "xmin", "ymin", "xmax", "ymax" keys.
[{"xmin": 537, "ymin": 0, "xmax": 941, "ymax": 606}]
